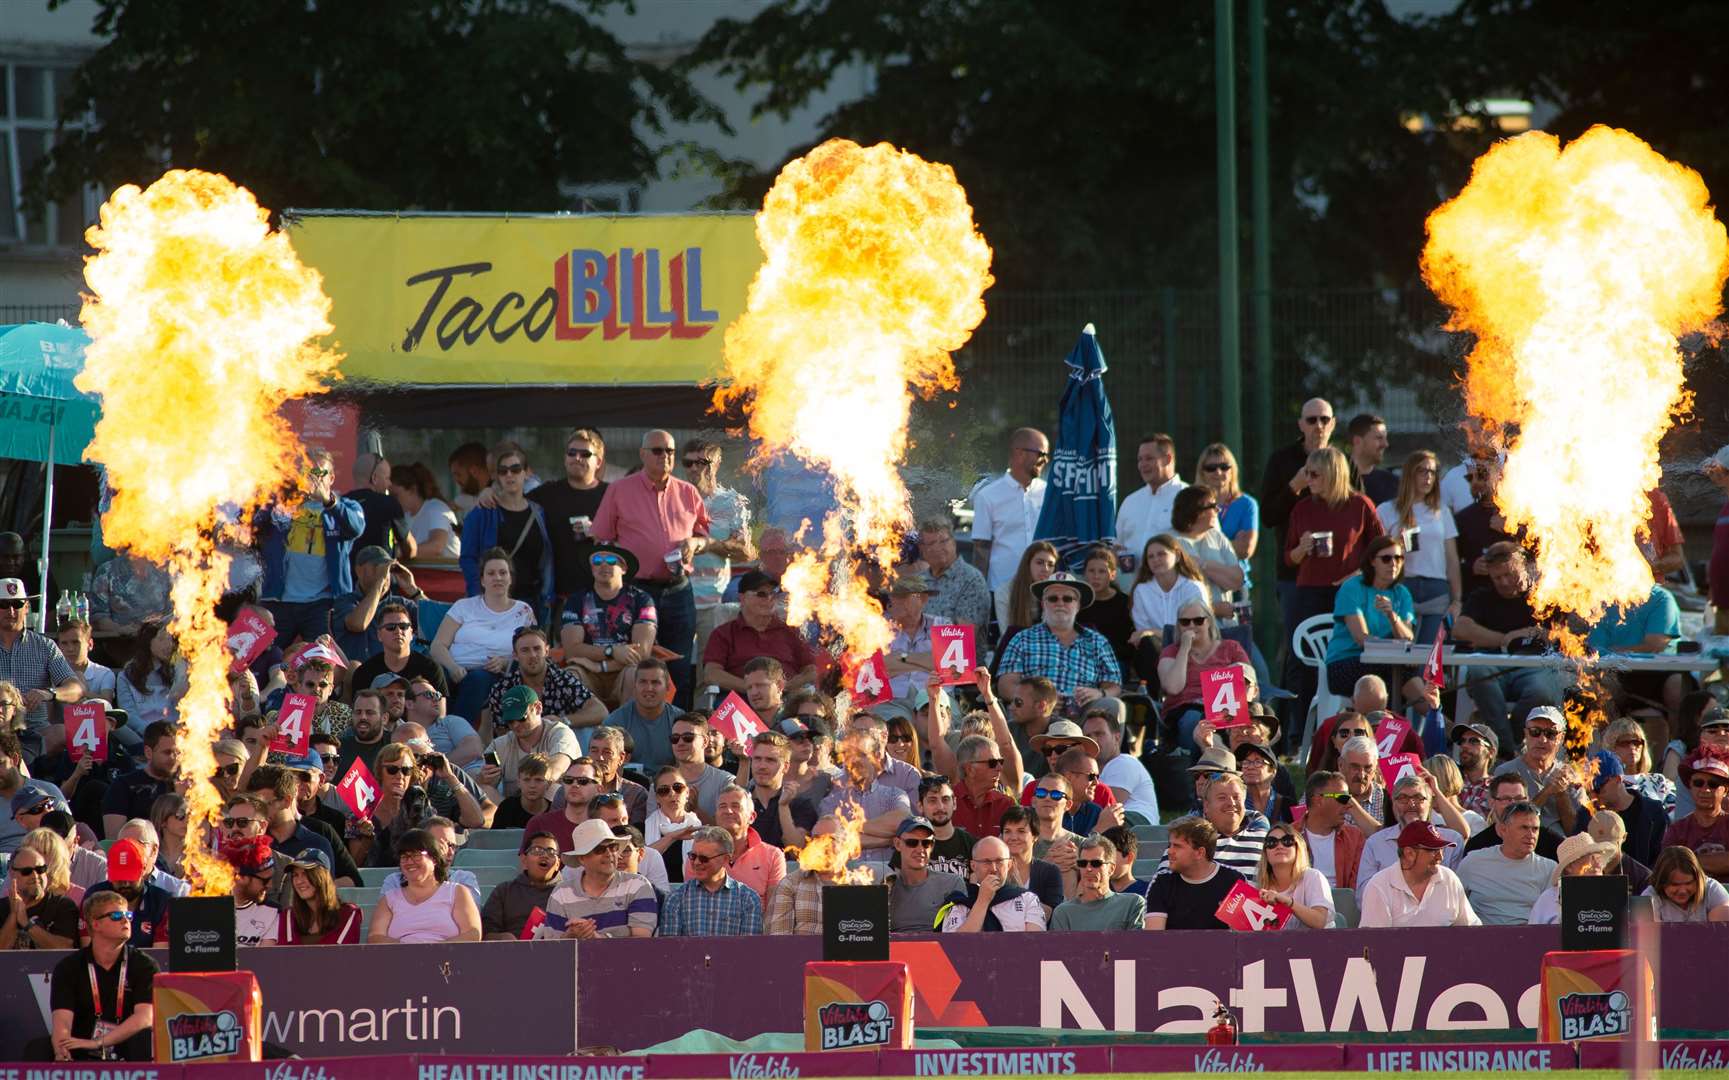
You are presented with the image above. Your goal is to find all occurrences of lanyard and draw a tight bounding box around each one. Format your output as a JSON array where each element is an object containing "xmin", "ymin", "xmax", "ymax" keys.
[{"xmin": 87, "ymin": 948, "xmax": 129, "ymax": 1025}]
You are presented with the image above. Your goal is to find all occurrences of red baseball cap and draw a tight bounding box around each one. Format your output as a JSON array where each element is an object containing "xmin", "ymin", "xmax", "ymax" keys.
[
  {"xmin": 1396, "ymin": 821, "xmax": 1455, "ymax": 850},
  {"xmin": 106, "ymin": 838, "xmax": 150, "ymax": 884},
  {"xmin": 1682, "ymin": 755, "xmax": 1729, "ymax": 786}
]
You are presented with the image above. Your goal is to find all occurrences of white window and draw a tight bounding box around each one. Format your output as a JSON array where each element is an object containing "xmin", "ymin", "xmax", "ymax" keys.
[{"xmin": 2, "ymin": 62, "xmax": 99, "ymax": 247}]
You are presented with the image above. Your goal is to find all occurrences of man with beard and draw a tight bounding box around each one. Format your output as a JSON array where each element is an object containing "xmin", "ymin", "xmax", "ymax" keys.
[
  {"xmin": 100, "ymin": 721, "xmax": 177, "ymax": 841},
  {"xmin": 1356, "ymin": 774, "xmax": 1469, "ymax": 884},
  {"xmin": 1360, "ymin": 821, "xmax": 1481, "ymax": 928},
  {"xmin": 996, "ymin": 573, "xmax": 1123, "ymax": 708},
  {"xmin": 481, "ymin": 626, "xmax": 603, "ymax": 741},
  {"xmin": 482, "ymin": 829, "xmax": 567, "ymax": 939},
  {"xmin": 86, "ymin": 838, "xmax": 171, "ymax": 946},
  {"xmin": 1451, "ymin": 722, "xmax": 1499, "ymax": 817},
  {"xmin": 335, "ymin": 690, "xmax": 393, "ymax": 778},
  {"xmin": 0, "ymin": 840, "xmax": 79, "ymax": 949},
  {"xmin": 221, "ymin": 835, "xmax": 280, "ymax": 947},
  {"xmin": 915, "ymin": 776, "xmax": 977, "ymax": 879}
]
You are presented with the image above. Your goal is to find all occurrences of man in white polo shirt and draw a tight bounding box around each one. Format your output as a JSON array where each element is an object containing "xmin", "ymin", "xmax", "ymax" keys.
[
  {"xmin": 1081, "ymin": 700, "xmax": 1159, "ymax": 823},
  {"xmin": 1114, "ymin": 435, "xmax": 1186, "ymax": 577},
  {"xmin": 1359, "ymin": 821, "xmax": 1481, "ymax": 928}
]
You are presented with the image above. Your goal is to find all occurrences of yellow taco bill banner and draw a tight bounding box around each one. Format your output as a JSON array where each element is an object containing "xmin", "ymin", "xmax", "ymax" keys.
[{"xmin": 284, "ymin": 211, "xmax": 760, "ymax": 386}]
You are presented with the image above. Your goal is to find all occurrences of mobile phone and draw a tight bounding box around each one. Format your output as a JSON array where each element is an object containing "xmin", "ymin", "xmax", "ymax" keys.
[{"xmin": 484, "ymin": 751, "xmax": 501, "ymax": 768}]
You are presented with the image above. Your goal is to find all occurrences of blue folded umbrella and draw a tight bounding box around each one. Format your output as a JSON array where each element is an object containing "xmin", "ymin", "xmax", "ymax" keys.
[{"xmin": 1034, "ymin": 323, "xmax": 1117, "ymax": 568}]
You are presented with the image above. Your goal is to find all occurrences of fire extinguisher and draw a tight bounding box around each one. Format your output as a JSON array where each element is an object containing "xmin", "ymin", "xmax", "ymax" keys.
[{"xmin": 1206, "ymin": 1000, "xmax": 1238, "ymax": 1046}]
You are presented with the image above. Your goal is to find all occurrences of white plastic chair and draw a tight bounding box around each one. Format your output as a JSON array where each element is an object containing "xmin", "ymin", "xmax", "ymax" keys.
[{"xmin": 1293, "ymin": 613, "xmax": 1344, "ymax": 763}]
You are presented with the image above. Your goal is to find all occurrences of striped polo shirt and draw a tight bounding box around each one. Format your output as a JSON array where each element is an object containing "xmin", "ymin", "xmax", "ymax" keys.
[{"xmin": 542, "ymin": 868, "xmax": 658, "ymax": 938}]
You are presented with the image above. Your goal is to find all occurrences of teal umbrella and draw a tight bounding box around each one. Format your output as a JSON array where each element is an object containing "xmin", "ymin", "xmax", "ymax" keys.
[{"xmin": 0, "ymin": 322, "xmax": 99, "ymax": 628}]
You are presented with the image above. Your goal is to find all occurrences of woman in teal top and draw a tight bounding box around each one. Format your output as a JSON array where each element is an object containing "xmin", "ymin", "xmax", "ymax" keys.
[{"xmin": 1325, "ymin": 535, "xmax": 1415, "ymax": 696}]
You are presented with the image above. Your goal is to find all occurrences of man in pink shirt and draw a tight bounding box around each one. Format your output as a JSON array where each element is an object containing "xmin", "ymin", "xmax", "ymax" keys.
[
  {"xmin": 709, "ymin": 783, "xmax": 786, "ymax": 905},
  {"xmin": 592, "ymin": 430, "xmax": 711, "ymax": 707}
]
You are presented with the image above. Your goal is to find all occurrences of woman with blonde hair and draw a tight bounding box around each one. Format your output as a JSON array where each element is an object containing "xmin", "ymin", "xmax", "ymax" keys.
[
  {"xmin": 0, "ymin": 681, "xmax": 23, "ymax": 733},
  {"xmin": 1375, "ymin": 450, "xmax": 1462, "ymax": 643},
  {"xmin": 1286, "ymin": 446, "xmax": 1383, "ymax": 723},
  {"xmin": 148, "ymin": 792, "xmax": 189, "ymax": 880},
  {"xmin": 1254, "ymin": 822, "xmax": 1334, "ymax": 928},
  {"xmin": 1603, "ymin": 717, "xmax": 1676, "ymax": 814},
  {"xmin": 1423, "ymin": 755, "xmax": 1486, "ymax": 835},
  {"xmin": 1157, "ymin": 600, "xmax": 1250, "ymax": 750},
  {"xmin": 19, "ymin": 826, "xmax": 77, "ymax": 903},
  {"xmin": 1643, "ymin": 846, "xmax": 1729, "ymax": 922},
  {"xmin": 1195, "ymin": 443, "xmax": 1258, "ymax": 560}
]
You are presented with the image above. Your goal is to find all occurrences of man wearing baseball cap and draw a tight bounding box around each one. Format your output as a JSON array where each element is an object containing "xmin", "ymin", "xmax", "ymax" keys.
[
  {"xmin": 1491, "ymin": 705, "xmax": 1585, "ymax": 834},
  {"xmin": 1359, "ymin": 821, "xmax": 1480, "ymax": 928},
  {"xmin": 1590, "ymin": 748, "xmax": 1668, "ymax": 868},
  {"xmin": 701, "ymin": 569, "xmax": 819, "ymax": 695},
  {"xmin": 0, "ymin": 575, "xmax": 82, "ymax": 760},
  {"xmin": 541, "ymin": 818, "xmax": 656, "ymax": 938},
  {"xmin": 1449, "ymin": 721, "xmax": 1499, "ymax": 818},
  {"xmin": 1663, "ymin": 753, "xmax": 1729, "ymax": 880},
  {"xmin": 887, "ymin": 815, "xmax": 965, "ymax": 932},
  {"xmin": 335, "ymin": 546, "xmax": 424, "ymax": 662},
  {"xmin": 86, "ymin": 838, "xmax": 172, "ymax": 946}
]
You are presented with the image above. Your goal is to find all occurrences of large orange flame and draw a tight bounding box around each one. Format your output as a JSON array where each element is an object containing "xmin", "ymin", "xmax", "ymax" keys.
[
  {"xmin": 1422, "ymin": 126, "xmax": 1728, "ymax": 624},
  {"xmin": 715, "ymin": 139, "xmax": 993, "ymax": 661},
  {"xmin": 76, "ymin": 170, "xmax": 341, "ymax": 894},
  {"xmin": 784, "ymin": 801, "xmax": 875, "ymax": 885}
]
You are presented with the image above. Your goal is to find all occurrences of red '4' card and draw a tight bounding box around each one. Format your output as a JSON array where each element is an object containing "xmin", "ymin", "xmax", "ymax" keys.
[
  {"xmin": 708, "ymin": 691, "xmax": 766, "ymax": 744},
  {"xmin": 226, "ymin": 608, "xmax": 277, "ymax": 674},
  {"xmin": 1214, "ymin": 878, "xmax": 1293, "ymax": 931},
  {"xmin": 271, "ymin": 693, "xmax": 315, "ymax": 755},
  {"xmin": 1374, "ymin": 714, "xmax": 1413, "ymax": 757},
  {"xmin": 847, "ymin": 651, "xmax": 894, "ymax": 707},
  {"xmin": 65, "ymin": 701, "xmax": 109, "ymax": 763},
  {"xmin": 1379, "ymin": 752, "xmax": 1422, "ymax": 793},
  {"xmin": 1202, "ymin": 667, "xmax": 1249, "ymax": 727},
  {"xmin": 336, "ymin": 757, "xmax": 380, "ymax": 818},
  {"xmin": 932, "ymin": 625, "xmax": 976, "ymax": 686}
]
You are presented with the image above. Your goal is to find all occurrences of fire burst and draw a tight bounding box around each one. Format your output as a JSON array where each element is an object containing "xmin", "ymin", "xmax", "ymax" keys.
[
  {"xmin": 715, "ymin": 139, "xmax": 993, "ymax": 659},
  {"xmin": 76, "ymin": 171, "xmax": 341, "ymax": 893},
  {"xmin": 1422, "ymin": 126, "xmax": 1729, "ymax": 623}
]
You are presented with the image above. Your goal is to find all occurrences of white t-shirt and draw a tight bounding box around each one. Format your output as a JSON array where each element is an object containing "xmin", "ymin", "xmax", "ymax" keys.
[
  {"xmin": 972, "ymin": 472, "xmax": 1048, "ymax": 590},
  {"xmin": 409, "ymin": 499, "xmax": 462, "ymax": 558},
  {"xmin": 1305, "ymin": 828, "xmax": 1338, "ymax": 887},
  {"xmin": 645, "ymin": 808, "xmax": 701, "ymax": 846},
  {"xmin": 234, "ymin": 901, "xmax": 280, "ymax": 947},
  {"xmin": 74, "ymin": 661, "xmax": 118, "ymax": 702},
  {"xmin": 1131, "ymin": 575, "xmax": 1208, "ymax": 634},
  {"xmin": 1280, "ymin": 866, "xmax": 1335, "ymax": 929},
  {"xmin": 1439, "ymin": 463, "xmax": 1476, "ymax": 516},
  {"xmin": 1116, "ymin": 478, "xmax": 1188, "ymax": 571},
  {"xmin": 1645, "ymin": 878, "xmax": 1729, "ymax": 923},
  {"xmin": 447, "ymin": 596, "xmax": 537, "ymax": 668},
  {"xmin": 1375, "ymin": 499, "xmax": 1458, "ymax": 582},
  {"xmin": 1099, "ymin": 754, "xmax": 1161, "ymax": 822}
]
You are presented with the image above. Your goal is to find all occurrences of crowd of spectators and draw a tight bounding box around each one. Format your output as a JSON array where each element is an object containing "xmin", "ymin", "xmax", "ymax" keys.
[{"xmin": 4, "ymin": 410, "xmax": 1729, "ymax": 1059}]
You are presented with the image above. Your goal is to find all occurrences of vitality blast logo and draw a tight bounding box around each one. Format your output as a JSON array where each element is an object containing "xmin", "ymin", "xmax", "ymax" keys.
[
  {"xmin": 167, "ymin": 1010, "xmax": 243, "ymax": 1060},
  {"xmin": 1557, "ymin": 990, "xmax": 1631, "ymax": 1040},
  {"xmin": 818, "ymin": 1000, "xmax": 894, "ymax": 1049}
]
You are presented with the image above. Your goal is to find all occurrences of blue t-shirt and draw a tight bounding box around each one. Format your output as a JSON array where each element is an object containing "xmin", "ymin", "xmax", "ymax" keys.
[
  {"xmin": 1587, "ymin": 585, "xmax": 1680, "ymax": 654},
  {"xmin": 1326, "ymin": 577, "xmax": 1415, "ymax": 664},
  {"xmin": 1220, "ymin": 493, "xmax": 1259, "ymax": 543}
]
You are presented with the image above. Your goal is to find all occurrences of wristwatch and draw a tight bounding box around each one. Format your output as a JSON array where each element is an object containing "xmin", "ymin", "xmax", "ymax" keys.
[{"xmin": 604, "ymin": 644, "xmax": 615, "ymax": 660}]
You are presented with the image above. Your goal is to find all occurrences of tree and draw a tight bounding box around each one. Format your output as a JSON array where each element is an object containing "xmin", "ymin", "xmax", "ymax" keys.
[{"xmin": 28, "ymin": 0, "xmax": 724, "ymax": 216}]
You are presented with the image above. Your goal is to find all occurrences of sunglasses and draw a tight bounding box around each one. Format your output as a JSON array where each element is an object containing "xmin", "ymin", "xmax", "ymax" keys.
[
  {"xmin": 21, "ymin": 802, "xmax": 53, "ymax": 817},
  {"xmin": 1196, "ymin": 502, "xmax": 1219, "ymax": 512},
  {"xmin": 1689, "ymin": 777, "xmax": 1728, "ymax": 790},
  {"xmin": 1337, "ymin": 728, "xmax": 1369, "ymax": 739},
  {"xmin": 688, "ymin": 851, "xmax": 727, "ymax": 865},
  {"xmin": 1302, "ymin": 415, "xmax": 1333, "ymax": 425},
  {"xmin": 683, "ymin": 458, "xmax": 712, "ymax": 468},
  {"xmin": 670, "ymin": 733, "xmax": 700, "ymax": 745},
  {"xmin": 592, "ymin": 793, "xmax": 624, "ymax": 806},
  {"xmin": 1031, "ymin": 787, "xmax": 1068, "ymax": 800},
  {"xmin": 222, "ymin": 817, "xmax": 257, "ymax": 829},
  {"xmin": 899, "ymin": 836, "xmax": 935, "ymax": 848},
  {"xmin": 525, "ymin": 847, "xmax": 561, "ymax": 858},
  {"xmin": 1614, "ymin": 738, "xmax": 1645, "ymax": 749},
  {"xmin": 887, "ymin": 733, "xmax": 913, "ymax": 744},
  {"xmin": 561, "ymin": 776, "xmax": 599, "ymax": 786},
  {"xmin": 11, "ymin": 865, "xmax": 46, "ymax": 876},
  {"xmin": 412, "ymin": 689, "xmax": 444, "ymax": 701},
  {"xmin": 380, "ymin": 622, "xmax": 413, "ymax": 632},
  {"xmin": 498, "ymin": 463, "xmax": 527, "ymax": 475},
  {"xmin": 1459, "ymin": 737, "xmax": 1485, "ymax": 747},
  {"xmin": 98, "ymin": 910, "xmax": 134, "ymax": 923},
  {"xmin": 1177, "ymin": 616, "xmax": 1208, "ymax": 627},
  {"xmin": 1526, "ymin": 728, "xmax": 1560, "ymax": 741},
  {"xmin": 382, "ymin": 764, "xmax": 416, "ymax": 776},
  {"xmin": 1317, "ymin": 792, "xmax": 1352, "ymax": 803},
  {"xmin": 591, "ymin": 554, "xmax": 624, "ymax": 567},
  {"xmin": 656, "ymin": 783, "xmax": 688, "ymax": 795},
  {"xmin": 645, "ymin": 447, "xmax": 677, "ymax": 457},
  {"xmin": 307, "ymin": 467, "xmax": 332, "ymax": 478},
  {"xmin": 1067, "ymin": 772, "xmax": 1100, "ymax": 783},
  {"xmin": 1202, "ymin": 462, "xmax": 1232, "ymax": 473},
  {"xmin": 1042, "ymin": 594, "xmax": 1079, "ymax": 605},
  {"xmin": 1015, "ymin": 448, "xmax": 1052, "ymax": 461},
  {"xmin": 1042, "ymin": 743, "xmax": 1077, "ymax": 756},
  {"xmin": 969, "ymin": 757, "xmax": 1005, "ymax": 769},
  {"xmin": 744, "ymin": 588, "xmax": 778, "ymax": 599},
  {"xmin": 1075, "ymin": 858, "xmax": 1108, "ymax": 869},
  {"xmin": 1376, "ymin": 554, "xmax": 1404, "ymax": 564},
  {"xmin": 0, "ymin": 600, "xmax": 25, "ymax": 611},
  {"xmin": 565, "ymin": 448, "xmax": 596, "ymax": 459}
]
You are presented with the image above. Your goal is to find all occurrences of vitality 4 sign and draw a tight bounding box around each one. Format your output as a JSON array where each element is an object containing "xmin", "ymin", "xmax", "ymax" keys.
[{"xmin": 932, "ymin": 626, "xmax": 976, "ymax": 686}]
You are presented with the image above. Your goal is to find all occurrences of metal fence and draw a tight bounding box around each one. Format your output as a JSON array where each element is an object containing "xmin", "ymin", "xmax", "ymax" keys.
[{"xmin": 0, "ymin": 304, "xmax": 81, "ymax": 325}]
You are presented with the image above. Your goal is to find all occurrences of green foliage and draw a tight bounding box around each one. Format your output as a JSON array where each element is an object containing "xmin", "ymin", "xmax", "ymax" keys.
[{"xmin": 28, "ymin": 0, "xmax": 723, "ymax": 215}]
